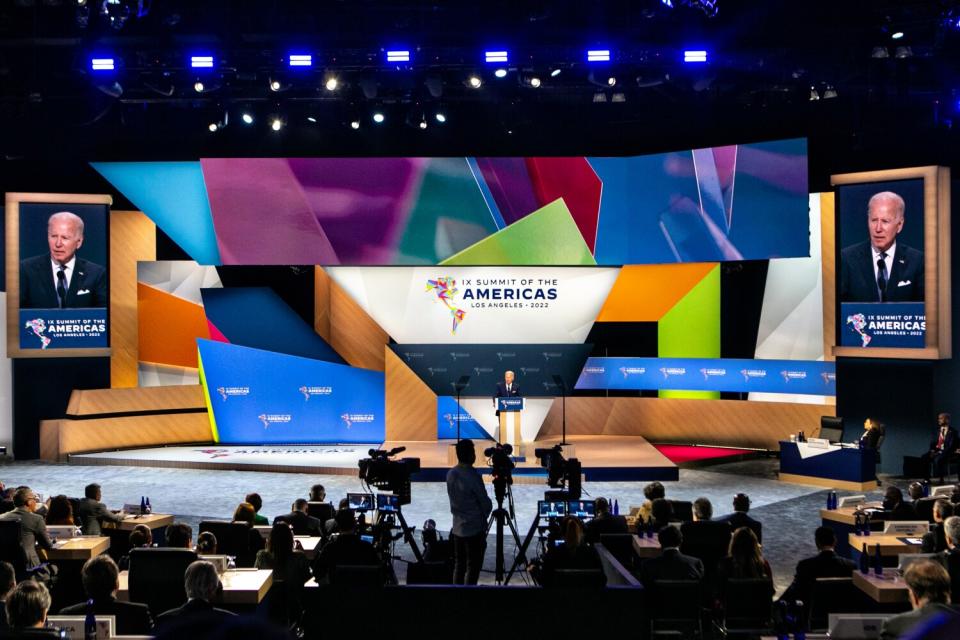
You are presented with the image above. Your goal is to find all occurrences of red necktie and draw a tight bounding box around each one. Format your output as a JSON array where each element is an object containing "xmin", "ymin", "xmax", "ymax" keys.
[{"xmin": 938, "ymin": 430, "xmax": 945, "ymax": 449}]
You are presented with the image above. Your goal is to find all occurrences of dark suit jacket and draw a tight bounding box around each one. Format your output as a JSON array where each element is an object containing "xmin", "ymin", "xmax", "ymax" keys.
[
  {"xmin": 273, "ymin": 511, "xmax": 323, "ymax": 537},
  {"xmin": 929, "ymin": 426, "xmax": 960, "ymax": 454},
  {"xmin": 883, "ymin": 501, "xmax": 918, "ymax": 522},
  {"xmin": 840, "ymin": 240, "xmax": 924, "ymax": 303},
  {"xmin": 311, "ymin": 534, "xmax": 381, "ymax": 583},
  {"xmin": 0, "ymin": 508, "xmax": 52, "ymax": 568},
  {"xmin": 75, "ymin": 498, "xmax": 122, "ymax": 536},
  {"xmin": 782, "ymin": 550, "xmax": 855, "ymax": 603},
  {"xmin": 19, "ymin": 255, "xmax": 108, "ymax": 309},
  {"xmin": 717, "ymin": 511, "xmax": 763, "ymax": 544},
  {"xmin": 639, "ymin": 548, "xmax": 704, "ymax": 586},
  {"xmin": 60, "ymin": 597, "xmax": 154, "ymax": 636},
  {"xmin": 937, "ymin": 548, "xmax": 960, "ymax": 604},
  {"xmin": 880, "ymin": 602, "xmax": 957, "ymax": 640},
  {"xmin": 922, "ymin": 523, "xmax": 948, "ymax": 553},
  {"xmin": 156, "ymin": 598, "xmax": 236, "ymax": 628},
  {"xmin": 494, "ymin": 382, "xmax": 521, "ymax": 416},
  {"xmin": 860, "ymin": 426, "xmax": 885, "ymax": 450},
  {"xmin": 584, "ymin": 514, "xmax": 629, "ymax": 544}
]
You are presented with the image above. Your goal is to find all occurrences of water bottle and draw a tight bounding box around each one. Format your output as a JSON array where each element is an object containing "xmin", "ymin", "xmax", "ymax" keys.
[
  {"xmin": 859, "ymin": 543, "xmax": 870, "ymax": 574},
  {"xmin": 139, "ymin": 496, "xmax": 146, "ymax": 515},
  {"xmin": 873, "ymin": 543, "xmax": 883, "ymax": 576},
  {"xmin": 854, "ymin": 511, "xmax": 863, "ymax": 536},
  {"xmin": 922, "ymin": 481, "xmax": 930, "ymax": 498},
  {"xmin": 826, "ymin": 492, "xmax": 833, "ymax": 510},
  {"xmin": 145, "ymin": 497, "xmax": 151, "ymax": 514},
  {"xmin": 863, "ymin": 512, "xmax": 871, "ymax": 536},
  {"xmin": 613, "ymin": 499, "xmax": 619, "ymax": 516},
  {"xmin": 84, "ymin": 599, "xmax": 96, "ymax": 640}
]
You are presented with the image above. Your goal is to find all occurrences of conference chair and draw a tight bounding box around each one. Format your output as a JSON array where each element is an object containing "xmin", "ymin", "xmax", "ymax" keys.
[
  {"xmin": 329, "ymin": 564, "xmax": 385, "ymax": 587},
  {"xmin": 551, "ymin": 568, "xmax": 606, "ymax": 588},
  {"xmin": 807, "ymin": 577, "xmax": 869, "ymax": 632},
  {"xmin": 306, "ymin": 502, "xmax": 334, "ymax": 523},
  {"xmin": 680, "ymin": 521, "xmax": 732, "ymax": 577},
  {"xmin": 669, "ymin": 500, "xmax": 694, "ymax": 522},
  {"xmin": 128, "ymin": 548, "xmax": 197, "ymax": 616},
  {"xmin": 599, "ymin": 533, "xmax": 641, "ymax": 571},
  {"xmin": 405, "ymin": 561, "xmax": 453, "ymax": 585},
  {"xmin": 199, "ymin": 520, "xmax": 257, "ymax": 567},
  {"xmin": 648, "ymin": 580, "xmax": 703, "ymax": 638},
  {"xmin": 913, "ymin": 497, "xmax": 938, "ymax": 523},
  {"xmin": 715, "ymin": 578, "xmax": 775, "ymax": 638}
]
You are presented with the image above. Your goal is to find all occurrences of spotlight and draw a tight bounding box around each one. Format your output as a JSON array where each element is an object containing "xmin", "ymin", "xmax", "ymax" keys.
[
  {"xmin": 485, "ymin": 50, "xmax": 509, "ymax": 63},
  {"xmin": 435, "ymin": 111, "xmax": 447, "ymax": 123},
  {"xmin": 468, "ymin": 75, "xmax": 482, "ymax": 88},
  {"xmin": 190, "ymin": 55, "xmax": 214, "ymax": 69},
  {"xmin": 607, "ymin": 76, "xmax": 617, "ymax": 86},
  {"xmin": 528, "ymin": 76, "xmax": 541, "ymax": 88},
  {"xmin": 90, "ymin": 57, "xmax": 114, "ymax": 71},
  {"xmin": 684, "ymin": 50, "xmax": 708, "ymax": 63},
  {"xmin": 288, "ymin": 54, "xmax": 312, "ymax": 67},
  {"xmin": 550, "ymin": 68, "xmax": 562, "ymax": 77},
  {"xmin": 269, "ymin": 79, "xmax": 282, "ymax": 92},
  {"xmin": 372, "ymin": 111, "xmax": 385, "ymax": 124},
  {"xmin": 307, "ymin": 116, "xmax": 317, "ymax": 123},
  {"xmin": 891, "ymin": 31, "xmax": 904, "ymax": 40},
  {"xmin": 324, "ymin": 76, "xmax": 338, "ymax": 91},
  {"xmin": 494, "ymin": 68, "xmax": 508, "ymax": 78},
  {"xmin": 193, "ymin": 80, "xmax": 204, "ymax": 93},
  {"xmin": 350, "ymin": 120, "xmax": 361, "ymax": 129},
  {"xmin": 419, "ymin": 118, "xmax": 427, "ymax": 130},
  {"xmin": 241, "ymin": 112, "xmax": 254, "ymax": 124},
  {"xmin": 587, "ymin": 49, "xmax": 611, "ymax": 62},
  {"xmin": 208, "ymin": 123, "xmax": 219, "ymax": 132},
  {"xmin": 270, "ymin": 117, "xmax": 283, "ymax": 131},
  {"xmin": 386, "ymin": 50, "xmax": 410, "ymax": 63}
]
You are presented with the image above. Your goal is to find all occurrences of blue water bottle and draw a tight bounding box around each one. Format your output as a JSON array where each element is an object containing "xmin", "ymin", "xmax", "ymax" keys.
[
  {"xmin": 613, "ymin": 499, "xmax": 619, "ymax": 516},
  {"xmin": 145, "ymin": 497, "xmax": 151, "ymax": 514},
  {"xmin": 84, "ymin": 599, "xmax": 96, "ymax": 640},
  {"xmin": 873, "ymin": 543, "xmax": 884, "ymax": 576},
  {"xmin": 139, "ymin": 496, "xmax": 146, "ymax": 515},
  {"xmin": 859, "ymin": 543, "xmax": 870, "ymax": 574}
]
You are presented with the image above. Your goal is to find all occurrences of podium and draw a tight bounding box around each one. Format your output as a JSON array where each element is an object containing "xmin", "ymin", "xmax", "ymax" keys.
[
  {"xmin": 779, "ymin": 440, "xmax": 878, "ymax": 491},
  {"xmin": 498, "ymin": 397, "xmax": 524, "ymax": 456}
]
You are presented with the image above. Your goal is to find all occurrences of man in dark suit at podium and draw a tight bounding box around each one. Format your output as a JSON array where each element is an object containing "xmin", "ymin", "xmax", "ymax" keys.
[
  {"xmin": 493, "ymin": 370, "xmax": 521, "ymax": 416},
  {"xmin": 839, "ymin": 191, "xmax": 923, "ymax": 303},
  {"xmin": 20, "ymin": 211, "xmax": 107, "ymax": 309}
]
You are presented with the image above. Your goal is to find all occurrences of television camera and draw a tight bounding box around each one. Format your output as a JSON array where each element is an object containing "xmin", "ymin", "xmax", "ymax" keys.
[
  {"xmin": 534, "ymin": 444, "xmax": 582, "ymax": 500},
  {"xmin": 358, "ymin": 446, "xmax": 421, "ymax": 505}
]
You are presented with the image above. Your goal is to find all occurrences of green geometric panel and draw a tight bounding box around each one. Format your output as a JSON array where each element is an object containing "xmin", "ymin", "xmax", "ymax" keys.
[
  {"xmin": 658, "ymin": 265, "xmax": 720, "ymax": 399},
  {"xmin": 440, "ymin": 198, "xmax": 596, "ymax": 266},
  {"xmin": 396, "ymin": 158, "xmax": 499, "ymax": 263}
]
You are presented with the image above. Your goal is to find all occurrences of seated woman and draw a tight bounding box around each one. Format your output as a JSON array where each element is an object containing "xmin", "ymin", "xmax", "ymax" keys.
[
  {"xmin": 859, "ymin": 417, "xmax": 885, "ymax": 452},
  {"xmin": 637, "ymin": 497, "xmax": 674, "ymax": 535},
  {"xmin": 232, "ymin": 501, "xmax": 266, "ymax": 566},
  {"xmin": 255, "ymin": 522, "xmax": 312, "ymax": 625},
  {"xmin": 44, "ymin": 495, "xmax": 75, "ymax": 526},
  {"xmin": 637, "ymin": 482, "xmax": 666, "ymax": 524},
  {"xmin": 196, "ymin": 530, "xmax": 218, "ymax": 555},
  {"xmin": 717, "ymin": 526, "xmax": 773, "ymax": 602},
  {"xmin": 535, "ymin": 517, "xmax": 605, "ymax": 587}
]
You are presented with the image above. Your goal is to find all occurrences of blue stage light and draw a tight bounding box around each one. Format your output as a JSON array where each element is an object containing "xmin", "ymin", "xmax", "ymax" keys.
[
  {"xmin": 386, "ymin": 50, "xmax": 410, "ymax": 63},
  {"xmin": 485, "ymin": 50, "xmax": 508, "ymax": 63},
  {"xmin": 191, "ymin": 55, "xmax": 214, "ymax": 69},
  {"xmin": 91, "ymin": 57, "xmax": 115, "ymax": 71},
  {"xmin": 587, "ymin": 49, "xmax": 611, "ymax": 62},
  {"xmin": 684, "ymin": 49, "xmax": 708, "ymax": 63},
  {"xmin": 288, "ymin": 54, "xmax": 312, "ymax": 67}
]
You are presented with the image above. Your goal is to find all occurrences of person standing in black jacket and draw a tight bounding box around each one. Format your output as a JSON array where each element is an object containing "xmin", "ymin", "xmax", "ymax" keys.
[
  {"xmin": 60, "ymin": 556, "xmax": 154, "ymax": 636},
  {"xmin": 780, "ymin": 526, "xmax": 856, "ymax": 605}
]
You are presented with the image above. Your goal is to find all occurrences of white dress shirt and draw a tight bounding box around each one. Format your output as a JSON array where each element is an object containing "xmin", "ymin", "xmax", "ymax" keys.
[
  {"xmin": 51, "ymin": 256, "xmax": 76, "ymax": 295},
  {"xmin": 871, "ymin": 242, "xmax": 895, "ymax": 286}
]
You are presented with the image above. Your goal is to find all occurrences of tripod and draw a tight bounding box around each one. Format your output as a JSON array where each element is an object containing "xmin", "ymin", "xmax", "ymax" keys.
[
  {"xmin": 505, "ymin": 487, "xmax": 577, "ymax": 585},
  {"xmin": 485, "ymin": 475, "xmax": 523, "ymax": 585}
]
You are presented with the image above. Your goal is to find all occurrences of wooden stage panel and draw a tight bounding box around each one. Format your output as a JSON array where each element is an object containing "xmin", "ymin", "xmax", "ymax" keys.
[{"xmin": 42, "ymin": 413, "xmax": 212, "ymax": 462}]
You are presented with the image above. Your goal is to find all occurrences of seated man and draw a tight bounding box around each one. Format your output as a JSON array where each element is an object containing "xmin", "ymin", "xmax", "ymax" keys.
[
  {"xmin": 880, "ymin": 561, "xmax": 956, "ymax": 640},
  {"xmin": 5, "ymin": 580, "xmax": 59, "ymax": 637},
  {"xmin": 309, "ymin": 485, "xmax": 326, "ymax": 502},
  {"xmin": 584, "ymin": 497, "xmax": 628, "ymax": 544},
  {"xmin": 273, "ymin": 499, "xmax": 323, "ymax": 536},
  {"xmin": 938, "ymin": 515, "xmax": 960, "ymax": 604},
  {"xmin": 118, "ymin": 524, "xmax": 153, "ymax": 571},
  {"xmin": 718, "ymin": 493, "xmax": 762, "ymax": 543},
  {"xmin": 156, "ymin": 560, "xmax": 235, "ymax": 627},
  {"xmin": 0, "ymin": 487, "xmax": 54, "ymax": 579},
  {"xmin": 60, "ymin": 555, "xmax": 154, "ymax": 636},
  {"xmin": 311, "ymin": 509, "xmax": 381, "ymax": 585},
  {"xmin": 780, "ymin": 526, "xmax": 856, "ymax": 605},
  {"xmin": 922, "ymin": 500, "xmax": 953, "ymax": 553},
  {"xmin": 75, "ymin": 483, "xmax": 123, "ymax": 536},
  {"xmin": 882, "ymin": 486, "xmax": 917, "ymax": 521},
  {"xmin": 165, "ymin": 522, "xmax": 194, "ymax": 549},
  {"xmin": 920, "ymin": 413, "xmax": 959, "ymax": 482},
  {"xmin": 639, "ymin": 525, "xmax": 704, "ymax": 586},
  {"xmin": 680, "ymin": 497, "xmax": 732, "ymax": 572},
  {"xmin": 244, "ymin": 493, "xmax": 268, "ymax": 526}
]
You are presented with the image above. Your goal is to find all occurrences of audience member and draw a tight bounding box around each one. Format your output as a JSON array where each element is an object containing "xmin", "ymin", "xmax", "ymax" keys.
[
  {"xmin": 0, "ymin": 561, "xmax": 15, "ymax": 629},
  {"xmin": 310, "ymin": 509, "xmax": 381, "ymax": 585},
  {"xmin": 255, "ymin": 523, "xmax": 311, "ymax": 585},
  {"xmin": 324, "ymin": 498, "xmax": 351, "ymax": 536},
  {"xmin": 639, "ymin": 525, "xmax": 704, "ymax": 587},
  {"xmin": 43, "ymin": 495, "xmax": 74, "ymax": 527},
  {"xmin": 717, "ymin": 526, "xmax": 773, "ymax": 606},
  {"xmin": 4, "ymin": 581, "xmax": 55, "ymax": 635},
  {"xmin": 921, "ymin": 413, "xmax": 959, "ymax": 483},
  {"xmin": 119, "ymin": 525, "xmax": 153, "ymax": 571},
  {"xmin": 0, "ymin": 487, "xmax": 54, "ymax": 580},
  {"xmin": 230, "ymin": 502, "xmax": 266, "ymax": 561},
  {"xmin": 196, "ymin": 531, "xmax": 218, "ymax": 555},
  {"xmin": 244, "ymin": 493, "xmax": 268, "ymax": 526},
  {"xmin": 717, "ymin": 493, "xmax": 762, "ymax": 543},
  {"xmin": 780, "ymin": 526, "xmax": 855, "ymax": 605},
  {"xmin": 536, "ymin": 517, "xmax": 604, "ymax": 587},
  {"xmin": 273, "ymin": 499, "xmax": 323, "ymax": 536},
  {"xmin": 680, "ymin": 497, "xmax": 732, "ymax": 579},
  {"xmin": 0, "ymin": 484, "xmax": 13, "ymax": 516},
  {"xmin": 75, "ymin": 483, "xmax": 123, "ymax": 535},
  {"xmin": 908, "ymin": 481, "xmax": 925, "ymax": 503},
  {"xmin": 309, "ymin": 485, "xmax": 326, "ymax": 502},
  {"xmin": 637, "ymin": 482, "xmax": 665, "ymax": 523},
  {"xmin": 446, "ymin": 438, "xmax": 492, "ymax": 586},
  {"xmin": 938, "ymin": 515, "xmax": 960, "ymax": 604},
  {"xmin": 640, "ymin": 498, "xmax": 674, "ymax": 533},
  {"xmin": 584, "ymin": 497, "xmax": 628, "ymax": 543},
  {"xmin": 156, "ymin": 561, "xmax": 236, "ymax": 627},
  {"xmin": 923, "ymin": 500, "xmax": 953, "ymax": 553},
  {"xmin": 59, "ymin": 555, "xmax": 154, "ymax": 636},
  {"xmin": 880, "ymin": 561, "xmax": 954, "ymax": 640},
  {"xmin": 883, "ymin": 486, "xmax": 916, "ymax": 521},
  {"xmin": 166, "ymin": 522, "xmax": 194, "ymax": 549},
  {"xmin": 692, "ymin": 497, "xmax": 713, "ymax": 521}
]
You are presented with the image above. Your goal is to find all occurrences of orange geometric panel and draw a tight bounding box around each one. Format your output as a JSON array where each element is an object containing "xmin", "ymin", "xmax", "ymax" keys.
[
  {"xmin": 137, "ymin": 283, "xmax": 211, "ymax": 368},
  {"xmin": 596, "ymin": 263, "xmax": 719, "ymax": 322}
]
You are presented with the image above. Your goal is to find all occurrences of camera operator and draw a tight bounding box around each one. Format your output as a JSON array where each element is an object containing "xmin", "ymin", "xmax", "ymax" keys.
[
  {"xmin": 532, "ymin": 516, "xmax": 604, "ymax": 587},
  {"xmin": 446, "ymin": 439, "xmax": 493, "ymax": 585}
]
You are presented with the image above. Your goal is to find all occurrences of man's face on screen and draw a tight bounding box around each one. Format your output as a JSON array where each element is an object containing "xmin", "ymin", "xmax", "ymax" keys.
[
  {"xmin": 867, "ymin": 199, "xmax": 903, "ymax": 253},
  {"xmin": 48, "ymin": 219, "xmax": 83, "ymax": 265},
  {"xmin": 505, "ymin": 371, "xmax": 515, "ymax": 385}
]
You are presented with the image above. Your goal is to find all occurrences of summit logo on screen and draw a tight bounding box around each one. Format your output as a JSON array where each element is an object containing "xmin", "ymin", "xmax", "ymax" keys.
[
  {"xmin": 341, "ymin": 413, "xmax": 375, "ymax": 429},
  {"xmin": 740, "ymin": 369, "xmax": 767, "ymax": 382},
  {"xmin": 217, "ymin": 386, "xmax": 250, "ymax": 401},
  {"xmin": 257, "ymin": 413, "xmax": 291, "ymax": 429},
  {"xmin": 660, "ymin": 367, "xmax": 686, "ymax": 379},
  {"xmin": 24, "ymin": 318, "xmax": 52, "ymax": 349},
  {"xmin": 299, "ymin": 386, "xmax": 332, "ymax": 400},
  {"xmin": 700, "ymin": 367, "xmax": 727, "ymax": 380},
  {"xmin": 780, "ymin": 370, "xmax": 807, "ymax": 383},
  {"xmin": 619, "ymin": 366, "xmax": 646, "ymax": 378},
  {"xmin": 426, "ymin": 277, "xmax": 467, "ymax": 334}
]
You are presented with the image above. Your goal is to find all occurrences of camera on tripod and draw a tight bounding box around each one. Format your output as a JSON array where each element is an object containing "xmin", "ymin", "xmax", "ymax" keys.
[
  {"xmin": 534, "ymin": 444, "xmax": 582, "ymax": 500},
  {"xmin": 483, "ymin": 442, "xmax": 515, "ymax": 482},
  {"xmin": 358, "ymin": 446, "xmax": 421, "ymax": 505}
]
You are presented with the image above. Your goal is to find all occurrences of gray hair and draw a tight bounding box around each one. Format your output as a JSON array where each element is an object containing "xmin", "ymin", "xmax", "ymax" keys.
[
  {"xmin": 48, "ymin": 211, "xmax": 84, "ymax": 236},
  {"xmin": 184, "ymin": 560, "xmax": 220, "ymax": 601},
  {"xmin": 867, "ymin": 191, "xmax": 905, "ymax": 220},
  {"xmin": 944, "ymin": 515, "xmax": 960, "ymax": 546}
]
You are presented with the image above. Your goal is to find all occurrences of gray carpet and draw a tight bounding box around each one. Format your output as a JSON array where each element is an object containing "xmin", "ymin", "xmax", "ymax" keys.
[{"xmin": 0, "ymin": 458, "xmax": 902, "ymax": 594}]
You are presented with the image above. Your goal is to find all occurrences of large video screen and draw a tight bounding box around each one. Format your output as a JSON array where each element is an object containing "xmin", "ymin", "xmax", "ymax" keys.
[{"xmin": 6, "ymin": 194, "xmax": 111, "ymax": 358}]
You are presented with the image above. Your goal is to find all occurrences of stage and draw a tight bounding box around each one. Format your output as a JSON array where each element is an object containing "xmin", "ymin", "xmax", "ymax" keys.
[{"xmin": 69, "ymin": 435, "xmax": 679, "ymax": 482}]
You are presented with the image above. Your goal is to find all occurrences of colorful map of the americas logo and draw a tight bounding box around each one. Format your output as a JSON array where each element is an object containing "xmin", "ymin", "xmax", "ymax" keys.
[
  {"xmin": 25, "ymin": 318, "xmax": 51, "ymax": 349},
  {"xmin": 426, "ymin": 277, "xmax": 466, "ymax": 334},
  {"xmin": 846, "ymin": 313, "xmax": 871, "ymax": 347}
]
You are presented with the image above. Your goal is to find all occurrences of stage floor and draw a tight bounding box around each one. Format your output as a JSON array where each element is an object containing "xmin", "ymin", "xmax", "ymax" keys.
[{"xmin": 70, "ymin": 435, "xmax": 678, "ymax": 482}]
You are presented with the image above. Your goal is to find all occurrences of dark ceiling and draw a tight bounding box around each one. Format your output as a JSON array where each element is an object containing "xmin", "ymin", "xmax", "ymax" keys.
[{"xmin": 1, "ymin": 0, "xmax": 960, "ymax": 199}]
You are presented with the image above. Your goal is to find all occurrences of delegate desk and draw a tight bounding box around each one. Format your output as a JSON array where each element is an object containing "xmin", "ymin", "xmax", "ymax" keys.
[
  {"xmin": 45, "ymin": 536, "xmax": 110, "ymax": 561},
  {"xmin": 632, "ymin": 534, "xmax": 662, "ymax": 559},
  {"xmin": 852, "ymin": 570, "xmax": 911, "ymax": 608},
  {"xmin": 849, "ymin": 533, "xmax": 923, "ymax": 568},
  {"xmin": 103, "ymin": 513, "xmax": 175, "ymax": 558},
  {"xmin": 117, "ymin": 569, "xmax": 273, "ymax": 609},
  {"xmin": 779, "ymin": 441, "xmax": 877, "ymax": 491},
  {"xmin": 821, "ymin": 503, "xmax": 884, "ymax": 556}
]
